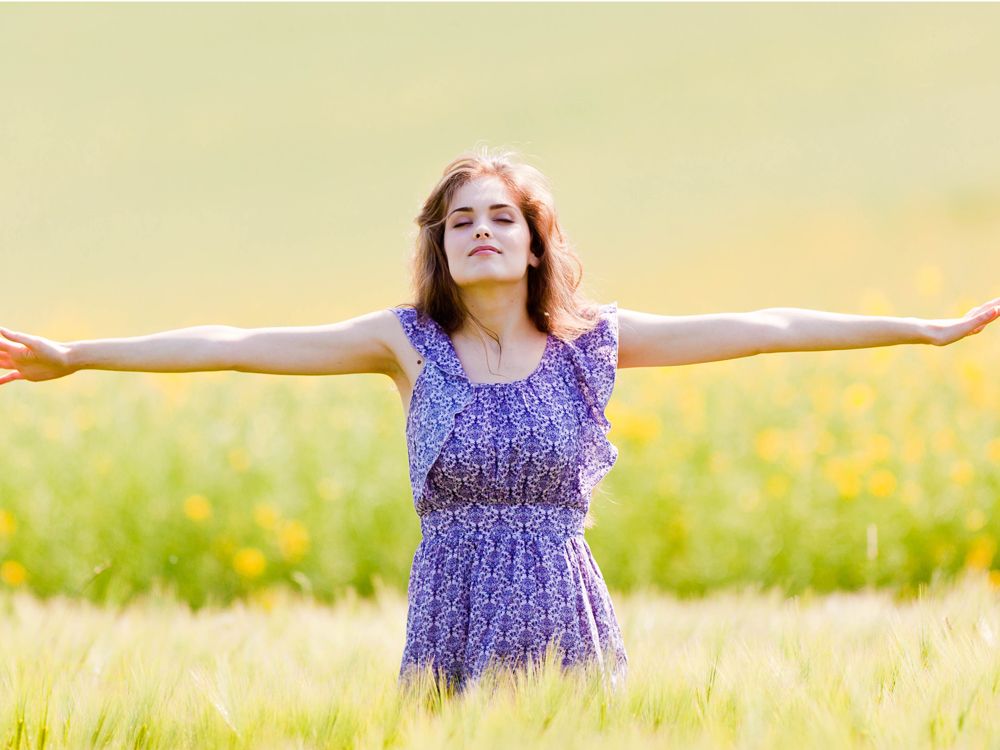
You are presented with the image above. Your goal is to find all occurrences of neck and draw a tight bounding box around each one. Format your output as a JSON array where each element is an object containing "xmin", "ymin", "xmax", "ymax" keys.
[{"xmin": 456, "ymin": 284, "xmax": 537, "ymax": 342}]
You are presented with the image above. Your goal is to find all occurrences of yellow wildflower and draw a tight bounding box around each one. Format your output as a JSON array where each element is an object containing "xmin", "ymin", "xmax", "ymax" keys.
[
  {"xmin": 608, "ymin": 404, "xmax": 660, "ymax": 443},
  {"xmin": 867, "ymin": 469, "xmax": 898, "ymax": 499},
  {"xmin": 233, "ymin": 547, "xmax": 266, "ymax": 579},
  {"xmin": 0, "ymin": 509, "xmax": 16, "ymax": 538},
  {"xmin": 823, "ymin": 456, "xmax": 863, "ymax": 500},
  {"xmin": 965, "ymin": 536, "xmax": 997, "ymax": 571},
  {"xmin": 0, "ymin": 560, "xmax": 27, "ymax": 587},
  {"xmin": 183, "ymin": 494, "xmax": 212, "ymax": 522},
  {"xmin": 277, "ymin": 520, "xmax": 310, "ymax": 562},
  {"xmin": 754, "ymin": 428, "xmax": 784, "ymax": 463}
]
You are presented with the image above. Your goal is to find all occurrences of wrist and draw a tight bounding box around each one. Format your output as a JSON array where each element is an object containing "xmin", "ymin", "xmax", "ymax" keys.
[
  {"xmin": 916, "ymin": 319, "xmax": 939, "ymax": 346},
  {"xmin": 63, "ymin": 341, "xmax": 87, "ymax": 371}
]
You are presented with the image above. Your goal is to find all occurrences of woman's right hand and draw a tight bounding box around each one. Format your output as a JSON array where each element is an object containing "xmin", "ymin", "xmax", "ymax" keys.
[{"xmin": 0, "ymin": 327, "xmax": 76, "ymax": 385}]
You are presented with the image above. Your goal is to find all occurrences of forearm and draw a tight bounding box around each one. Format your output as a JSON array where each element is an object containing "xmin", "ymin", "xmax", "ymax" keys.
[
  {"xmin": 65, "ymin": 325, "xmax": 242, "ymax": 372},
  {"xmin": 755, "ymin": 308, "xmax": 930, "ymax": 353}
]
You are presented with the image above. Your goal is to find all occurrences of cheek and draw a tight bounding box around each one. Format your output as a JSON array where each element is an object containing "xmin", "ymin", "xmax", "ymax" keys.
[{"xmin": 443, "ymin": 233, "xmax": 461, "ymax": 259}]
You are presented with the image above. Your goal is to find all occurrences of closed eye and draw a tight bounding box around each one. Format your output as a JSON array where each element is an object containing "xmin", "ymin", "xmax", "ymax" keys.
[{"xmin": 454, "ymin": 219, "xmax": 513, "ymax": 227}]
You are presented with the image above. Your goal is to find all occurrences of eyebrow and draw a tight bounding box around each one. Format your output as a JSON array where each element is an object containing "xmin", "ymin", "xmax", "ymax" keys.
[{"xmin": 447, "ymin": 203, "xmax": 516, "ymax": 219}]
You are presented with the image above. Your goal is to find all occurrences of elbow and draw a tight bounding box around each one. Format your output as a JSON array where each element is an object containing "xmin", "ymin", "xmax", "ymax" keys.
[
  {"xmin": 750, "ymin": 310, "xmax": 787, "ymax": 355},
  {"xmin": 215, "ymin": 326, "xmax": 247, "ymax": 371}
]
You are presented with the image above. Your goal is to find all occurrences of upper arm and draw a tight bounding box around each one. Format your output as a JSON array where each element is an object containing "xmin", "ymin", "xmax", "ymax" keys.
[
  {"xmin": 229, "ymin": 309, "xmax": 402, "ymax": 377},
  {"xmin": 617, "ymin": 306, "xmax": 771, "ymax": 368}
]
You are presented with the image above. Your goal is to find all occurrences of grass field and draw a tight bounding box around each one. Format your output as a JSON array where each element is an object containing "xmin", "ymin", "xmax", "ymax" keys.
[{"xmin": 4, "ymin": 571, "xmax": 1000, "ymax": 749}]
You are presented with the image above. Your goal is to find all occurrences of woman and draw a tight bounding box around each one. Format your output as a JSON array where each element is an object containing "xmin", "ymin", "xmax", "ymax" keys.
[{"xmin": 1, "ymin": 146, "xmax": 997, "ymax": 696}]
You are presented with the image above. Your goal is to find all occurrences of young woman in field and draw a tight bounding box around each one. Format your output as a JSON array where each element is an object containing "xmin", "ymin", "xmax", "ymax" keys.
[{"xmin": 0, "ymin": 147, "xmax": 998, "ymax": 696}]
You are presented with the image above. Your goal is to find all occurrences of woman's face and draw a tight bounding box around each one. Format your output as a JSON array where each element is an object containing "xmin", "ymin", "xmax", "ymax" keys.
[{"xmin": 442, "ymin": 175, "xmax": 538, "ymax": 289}]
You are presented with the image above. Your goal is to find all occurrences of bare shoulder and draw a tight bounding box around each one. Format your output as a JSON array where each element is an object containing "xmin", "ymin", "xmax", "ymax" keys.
[
  {"xmin": 616, "ymin": 306, "xmax": 693, "ymax": 369},
  {"xmin": 377, "ymin": 306, "xmax": 426, "ymax": 408},
  {"xmin": 376, "ymin": 305, "xmax": 432, "ymax": 388},
  {"xmin": 353, "ymin": 307, "xmax": 411, "ymax": 379},
  {"xmin": 616, "ymin": 306, "xmax": 660, "ymax": 369}
]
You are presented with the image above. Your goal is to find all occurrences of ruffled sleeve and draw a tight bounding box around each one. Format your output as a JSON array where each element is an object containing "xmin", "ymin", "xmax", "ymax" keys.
[
  {"xmin": 574, "ymin": 301, "xmax": 619, "ymax": 414},
  {"xmin": 565, "ymin": 301, "xmax": 620, "ymax": 503},
  {"xmin": 390, "ymin": 305, "xmax": 435, "ymax": 363},
  {"xmin": 390, "ymin": 305, "xmax": 474, "ymax": 509}
]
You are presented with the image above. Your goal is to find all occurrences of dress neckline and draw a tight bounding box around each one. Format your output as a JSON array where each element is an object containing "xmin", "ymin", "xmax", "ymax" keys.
[{"xmin": 442, "ymin": 327, "xmax": 554, "ymax": 387}]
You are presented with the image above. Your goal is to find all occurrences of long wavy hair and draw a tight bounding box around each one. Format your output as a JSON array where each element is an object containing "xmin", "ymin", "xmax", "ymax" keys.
[{"xmin": 401, "ymin": 145, "xmax": 605, "ymax": 347}]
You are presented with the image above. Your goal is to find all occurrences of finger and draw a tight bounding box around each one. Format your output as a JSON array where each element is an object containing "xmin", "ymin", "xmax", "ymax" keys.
[
  {"xmin": 0, "ymin": 340, "xmax": 27, "ymax": 359},
  {"xmin": 974, "ymin": 308, "xmax": 999, "ymax": 323},
  {"xmin": 0, "ymin": 327, "xmax": 28, "ymax": 344},
  {"xmin": 965, "ymin": 300, "xmax": 1000, "ymax": 318},
  {"xmin": 0, "ymin": 328, "xmax": 32, "ymax": 353},
  {"xmin": 0, "ymin": 328, "xmax": 34, "ymax": 344},
  {"xmin": 0, "ymin": 371, "xmax": 23, "ymax": 385}
]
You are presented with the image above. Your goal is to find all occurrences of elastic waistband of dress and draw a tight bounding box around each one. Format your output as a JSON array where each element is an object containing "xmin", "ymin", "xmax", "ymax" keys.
[{"xmin": 419, "ymin": 502, "xmax": 586, "ymax": 541}]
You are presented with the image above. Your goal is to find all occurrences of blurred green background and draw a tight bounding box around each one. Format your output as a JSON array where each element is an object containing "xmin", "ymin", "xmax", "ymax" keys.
[{"xmin": 1, "ymin": 4, "xmax": 999, "ymax": 607}]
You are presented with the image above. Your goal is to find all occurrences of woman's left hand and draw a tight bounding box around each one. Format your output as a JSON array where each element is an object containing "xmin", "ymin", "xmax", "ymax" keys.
[{"xmin": 925, "ymin": 297, "xmax": 1000, "ymax": 346}]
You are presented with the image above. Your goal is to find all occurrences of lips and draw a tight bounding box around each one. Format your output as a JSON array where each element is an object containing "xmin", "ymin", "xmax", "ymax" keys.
[{"xmin": 470, "ymin": 245, "xmax": 500, "ymax": 256}]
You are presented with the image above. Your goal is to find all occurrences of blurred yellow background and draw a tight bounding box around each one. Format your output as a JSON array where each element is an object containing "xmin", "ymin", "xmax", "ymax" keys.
[{"xmin": 2, "ymin": 4, "xmax": 998, "ymax": 338}]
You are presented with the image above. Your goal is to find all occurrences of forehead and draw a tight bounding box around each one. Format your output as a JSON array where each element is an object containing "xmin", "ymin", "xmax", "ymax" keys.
[{"xmin": 447, "ymin": 176, "xmax": 517, "ymax": 211}]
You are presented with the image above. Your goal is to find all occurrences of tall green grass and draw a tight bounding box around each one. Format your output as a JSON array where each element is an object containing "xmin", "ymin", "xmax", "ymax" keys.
[{"xmin": 3, "ymin": 571, "xmax": 1000, "ymax": 748}]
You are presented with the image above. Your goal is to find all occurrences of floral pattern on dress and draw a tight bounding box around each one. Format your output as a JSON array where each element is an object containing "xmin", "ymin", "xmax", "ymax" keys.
[{"xmin": 390, "ymin": 301, "xmax": 627, "ymax": 693}]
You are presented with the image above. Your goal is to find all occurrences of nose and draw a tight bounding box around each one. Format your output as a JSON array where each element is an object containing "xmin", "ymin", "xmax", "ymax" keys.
[{"xmin": 474, "ymin": 227, "xmax": 491, "ymax": 239}]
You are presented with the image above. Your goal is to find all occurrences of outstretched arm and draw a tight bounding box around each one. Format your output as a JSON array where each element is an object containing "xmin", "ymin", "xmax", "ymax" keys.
[
  {"xmin": 0, "ymin": 309, "xmax": 401, "ymax": 385},
  {"xmin": 617, "ymin": 297, "xmax": 1000, "ymax": 368},
  {"xmin": 758, "ymin": 297, "xmax": 1000, "ymax": 353}
]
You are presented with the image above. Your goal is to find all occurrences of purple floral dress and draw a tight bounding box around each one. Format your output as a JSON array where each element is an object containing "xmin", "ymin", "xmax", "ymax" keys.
[{"xmin": 390, "ymin": 301, "xmax": 627, "ymax": 693}]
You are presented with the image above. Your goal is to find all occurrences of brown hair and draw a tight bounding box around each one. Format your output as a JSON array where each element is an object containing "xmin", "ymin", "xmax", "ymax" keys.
[{"xmin": 401, "ymin": 145, "xmax": 605, "ymax": 344}]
